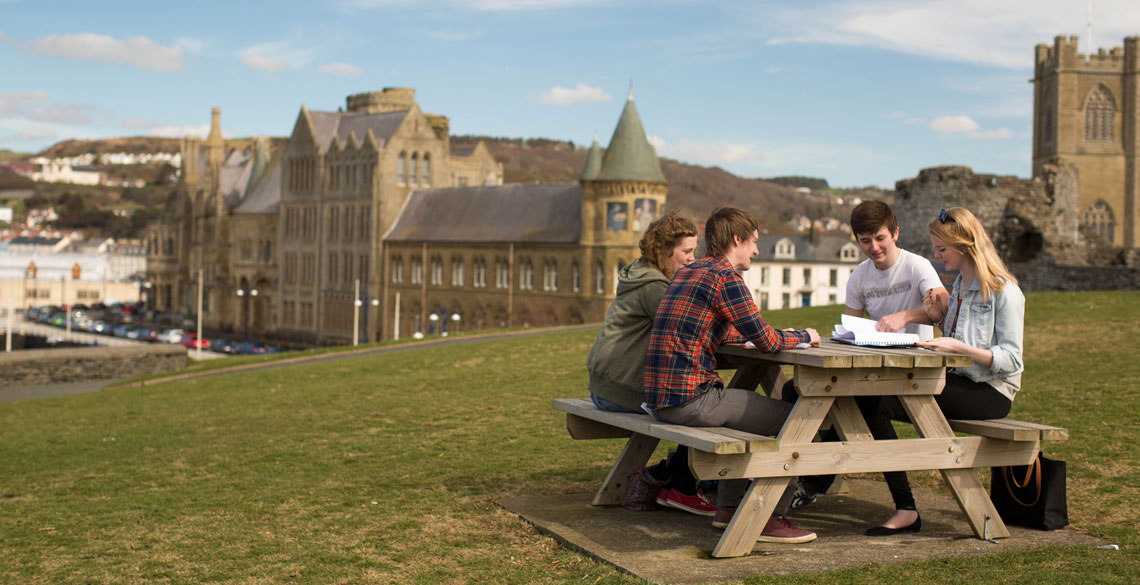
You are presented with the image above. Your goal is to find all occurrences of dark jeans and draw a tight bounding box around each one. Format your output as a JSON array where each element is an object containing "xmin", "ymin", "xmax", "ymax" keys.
[
  {"xmin": 858, "ymin": 373, "xmax": 1012, "ymax": 510},
  {"xmin": 653, "ymin": 385, "xmax": 796, "ymax": 514}
]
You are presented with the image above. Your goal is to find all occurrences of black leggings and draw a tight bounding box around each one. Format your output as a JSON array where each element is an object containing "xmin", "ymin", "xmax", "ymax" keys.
[{"xmin": 858, "ymin": 373, "xmax": 1012, "ymax": 510}]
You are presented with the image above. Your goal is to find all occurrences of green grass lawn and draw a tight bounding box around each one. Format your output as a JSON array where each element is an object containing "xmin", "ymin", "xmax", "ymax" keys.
[{"xmin": 2, "ymin": 291, "xmax": 1138, "ymax": 584}]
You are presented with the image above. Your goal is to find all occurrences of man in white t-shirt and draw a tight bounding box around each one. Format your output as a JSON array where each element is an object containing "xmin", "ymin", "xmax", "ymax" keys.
[{"xmin": 845, "ymin": 201, "xmax": 948, "ymax": 332}]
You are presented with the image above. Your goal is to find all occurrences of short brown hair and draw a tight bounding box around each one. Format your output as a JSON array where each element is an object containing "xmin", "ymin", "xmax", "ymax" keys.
[
  {"xmin": 850, "ymin": 200, "xmax": 898, "ymax": 237},
  {"xmin": 704, "ymin": 207, "xmax": 758, "ymax": 258},
  {"xmin": 639, "ymin": 210, "xmax": 698, "ymax": 279}
]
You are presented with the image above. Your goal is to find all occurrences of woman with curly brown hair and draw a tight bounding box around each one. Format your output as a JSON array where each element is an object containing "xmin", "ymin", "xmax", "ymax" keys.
[{"xmin": 586, "ymin": 210, "xmax": 711, "ymax": 515}]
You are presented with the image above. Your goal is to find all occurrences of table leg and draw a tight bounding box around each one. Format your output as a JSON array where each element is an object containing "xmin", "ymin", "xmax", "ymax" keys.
[
  {"xmin": 592, "ymin": 433, "xmax": 660, "ymax": 507},
  {"xmin": 712, "ymin": 477, "xmax": 791, "ymax": 558},
  {"xmin": 726, "ymin": 363, "xmax": 786, "ymax": 398},
  {"xmin": 899, "ymin": 395, "xmax": 1011, "ymax": 539}
]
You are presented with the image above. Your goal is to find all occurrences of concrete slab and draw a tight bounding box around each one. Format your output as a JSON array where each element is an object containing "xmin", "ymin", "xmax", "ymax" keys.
[{"xmin": 499, "ymin": 479, "xmax": 1104, "ymax": 585}]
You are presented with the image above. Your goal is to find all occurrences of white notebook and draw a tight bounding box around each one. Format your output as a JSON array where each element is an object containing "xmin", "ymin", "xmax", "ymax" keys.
[{"xmin": 831, "ymin": 314, "xmax": 929, "ymax": 347}]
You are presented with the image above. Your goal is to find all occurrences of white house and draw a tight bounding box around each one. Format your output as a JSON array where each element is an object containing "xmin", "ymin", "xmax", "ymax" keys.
[
  {"xmin": 742, "ymin": 231, "xmax": 861, "ymax": 310},
  {"xmin": 29, "ymin": 160, "xmax": 102, "ymax": 186}
]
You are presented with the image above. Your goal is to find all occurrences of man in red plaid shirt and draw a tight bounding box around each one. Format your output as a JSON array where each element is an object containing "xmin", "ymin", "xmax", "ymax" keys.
[{"xmin": 644, "ymin": 206, "xmax": 821, "ymax": 543}]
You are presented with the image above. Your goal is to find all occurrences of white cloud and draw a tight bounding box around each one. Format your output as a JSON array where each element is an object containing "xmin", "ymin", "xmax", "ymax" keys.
[
  {"xmin": 1, "ymin": 127, "xmax": 57, "ymax": 142},
  {"xmin": 175, "ymin": 37, "xmax": 208, "ymax": 53},
  {"xmin": 929, "ymin": 115, "xmax": 1011, "ymax": 139},
  {"xmin": 148, "ymin": 124, "xmax": 211, "ymax": 139},
  {"xmin": 122, "ymin": 118, "xmax": 157, "ymax": 129},
  {"xmin": 28, "ymin": 102, "xmax": 97, "ymax": 125},
  {"xmin": 24, "ymin": 33, "xmax": 183, "ymax": 71},
  {"xmin": 237, "ymin": 41, "xmax": 315, "ymax": 72},
  {"xmin": 652, "ymin": 137, "xmax": 764, "ymax": 167},
  {"xmin": 929, "ymin": 115, "xmax": 979, "ymax": 134},
  {"xmin": 766, "ymin": 0, "xmax": 1140, "ymax": 69},
  {"xmin": 317, "ymin": 62, "xmax": 363, "ymax": 77},
  {"xmin": 538, "ymin": 83, "xmax": 611, "ymax": 105},
  {"xmin": 0, "ymin": 90, "xmax": 50, "ymax": 117},
  {"xmin": 343, "ymin": 0, "xmax": 605, "ymax": 11}
]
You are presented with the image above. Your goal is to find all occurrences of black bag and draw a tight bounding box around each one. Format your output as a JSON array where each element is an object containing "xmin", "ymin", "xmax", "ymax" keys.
[{"xmin": 990, "ymin": 452, "xmax": 1069, "ymax": 530}]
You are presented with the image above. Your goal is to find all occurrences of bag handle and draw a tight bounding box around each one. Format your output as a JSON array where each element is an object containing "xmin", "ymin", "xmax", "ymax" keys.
[{"xmin": 1002, "ymin": 453, "xmax": 1042, "ymax": 507}]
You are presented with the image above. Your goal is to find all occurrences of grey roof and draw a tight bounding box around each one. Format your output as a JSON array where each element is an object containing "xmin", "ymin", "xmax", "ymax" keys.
[
  {"xmin": 385, "ymin": 183, "xmax": 582, "ymax": 243},
  {"xmin": 450, "ymin": 144, "xmax": 478, "ymax": 157},
  {"xmin": 596, "ymin": 97, "xmax": 666, "ymax": 183},
  {"xmin": 220, "ymin": 155, "xmax": 253, "ymax": 207},
  {"xmin": 580, "ymin": 138, "xmax": 602, "ymax": 180},
  {"xmin": 246, "ymin": 139, "xmax": 269, "ymax": 194},
  {"xmin": 308, "ymin": 109, "xmax": 407, "ymax": 152},
  {"xmin": 754, "ymin": 233, "xmax": 860, "ymax": 263},
  {"xmin": 236, "ymin": 156, "xmax": 282, "ymax": 214}
]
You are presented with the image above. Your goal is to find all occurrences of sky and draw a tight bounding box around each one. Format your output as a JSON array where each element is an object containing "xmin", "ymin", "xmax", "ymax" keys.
[{"xmin": 2, "ymin": 0, "xmax": 1140, "ymax": 188}]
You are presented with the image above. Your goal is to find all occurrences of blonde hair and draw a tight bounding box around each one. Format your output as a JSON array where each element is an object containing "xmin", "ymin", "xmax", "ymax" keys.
[
  {"xmin": 639, "ymin": 210, "xmax": 698, "ymax": 279},
  {"xmin": 927, "ymin": 207, "xmax": 1017, "ymax": 300}
]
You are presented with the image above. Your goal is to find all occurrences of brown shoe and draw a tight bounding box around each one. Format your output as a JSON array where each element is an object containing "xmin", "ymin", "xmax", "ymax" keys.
[{"xmin": 757, "ymin": 515, "xmax": 817, "ymax": 544}]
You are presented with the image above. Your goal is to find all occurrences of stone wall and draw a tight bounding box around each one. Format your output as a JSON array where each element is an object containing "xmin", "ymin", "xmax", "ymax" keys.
[
  {"xmin": 893, "ymin": 164, "xmax": 1138, "ymax": 291},
  {"xmin": 0, "ymin": 344, "xmax": 187, "ymax": 387}
]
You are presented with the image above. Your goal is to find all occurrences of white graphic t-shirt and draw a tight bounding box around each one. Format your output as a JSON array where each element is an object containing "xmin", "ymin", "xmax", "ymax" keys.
[{"xmin": 845, "ymin": 249, "xmax": 944, "ymax": 334}]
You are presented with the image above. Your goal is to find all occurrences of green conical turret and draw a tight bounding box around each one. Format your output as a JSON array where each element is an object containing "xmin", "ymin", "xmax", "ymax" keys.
[
  {"xmin": 596, "ymin": 89, "xmax": 665, "ymax": 183},
  {"xmin": 580, "ymin": 133, "xmax": 603, "ymax": 180}
]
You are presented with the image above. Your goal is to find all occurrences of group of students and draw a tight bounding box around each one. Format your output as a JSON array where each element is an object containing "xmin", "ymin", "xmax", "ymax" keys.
[{"xmin": 586, "ymin": 201, "xmax": 1025, "ymax": 544}]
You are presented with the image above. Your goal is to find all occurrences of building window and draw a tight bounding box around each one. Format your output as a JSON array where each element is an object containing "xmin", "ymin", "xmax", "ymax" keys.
[
  {"xmin": 782, "ymin": 268, "xmax": 791, "ymax": 286},
  {"xmin": 422, "ymin": 154, "xmax": 431, "ymax": 186},
  {"xmin": 398, "ymin": 152, "xmax": 407, "ymax": 184},
  {"xmin": 452, "ymin": 258, "xmax": 465, "ymax": 287},
  {"xmin": 829, "ymin": 268, "xmax": 838, "ymax": 287},
  {"xmin": 345, "ymin": 251, "xmax": 354, "ymax": 284},
  {"xmin": 411, "ymin": 257, "xmax": 423, "ymax": 284},
  {"xmin": 595, "ymin": 261, "xmax": 604, "ymax": 294},
  {"xmin": 1084, "ymin": 85, "xmax": 1116, "ymax": 142},
  {"xmin": 392, "ymin": 257, "xmax": 404, "ymax": 283},
  {"xmin": 345, "ymin": 207, "xmax": 355, "ymax": 241},
  {"xmin": 496, "ymin": 260, "xmax": 509, "ymax": 289},
  {"xmin": 802, "ymin": 267, "xmax": 811, "ymax": 285},
  {"xmin": 240, "ymin": 239, "xmax": 252, "ymax": 261},
  {"xmin": 761, "ymin": 266, "xmax": 769, "ymax": 286},
  {"xmin": 519, "ymin": 259, "xmax": 533, "ymax": 290},
  {"xmin": 1083, "ymin": 200, "xmax": 1116, "ymax": 243},
  {"xmin": 328, "ymin": 252, "xmax": 338, "ymax": 283},
  {"xmin": 760, "ymin": 291, "xmax": 769, "ymax": 310},
  {"xmin": 360, "ymin": 254, "xmax": 369, "ymax": 286},
  {"xmin": 801, "ymin": 292, "xmax": 811, "ymax": 307},
  {"xmin": 431, "ymin": 257, "xmax": 443, "ymax": 285},
  {"xmin": 410, "ymin": 153, "xmax": 419, "ymax": 185},
  {"xmin": 543, "ymin": 261, "xmax": 559, "ymax": 291},
  {"xmin": 782, "ymin": 293, "xmax": 790, "ymax": 309},
  {"xmin": 328, "ymin": 206, "xmax": 339, "ymax": 242},
  {"xmin": 572, "ymin": 262, "xmax": 580, "ymax": 292},
  {"xmin": 829, "ymin": 293, "xmax": 837, "ymax": 304},
  {"xmin": 361, "ymin": 206, "xmax": 370, "ymax": 240},
  {"xmin": 473, "ymin": 257, "xmax": 486, "ymax": 288}
]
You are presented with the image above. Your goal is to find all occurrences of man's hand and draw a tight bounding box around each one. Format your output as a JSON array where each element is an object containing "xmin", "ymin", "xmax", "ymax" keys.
[
  {"xmin": 805, "ymin": 327, "xmax": 821, "ymax": 347},
  {"xmin": 875, "ymin": 312, "xmax": 909, "ymax": 332}
]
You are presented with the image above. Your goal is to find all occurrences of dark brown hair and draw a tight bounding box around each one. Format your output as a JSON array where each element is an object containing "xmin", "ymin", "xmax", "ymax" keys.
[
  {"xmin": 639, "ymin": 210, "xmax": 698, "ymax": 279},
  {"xmin": 850, "ymin": 200, "xmax": 898, "ymax": 237},
  {"xmin": 704, "ymin": 207, "xmax": 758, "ymax": 258}
]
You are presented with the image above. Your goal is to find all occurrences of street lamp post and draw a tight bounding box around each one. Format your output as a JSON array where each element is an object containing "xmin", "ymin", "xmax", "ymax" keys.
[{"xmin": 235, "ymin": 284, "xmax": 258, "ymax": 341}]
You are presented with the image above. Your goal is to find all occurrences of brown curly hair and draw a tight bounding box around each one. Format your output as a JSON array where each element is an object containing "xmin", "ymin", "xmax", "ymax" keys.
[{"xmin": 639, "ymin": 210, "xmax": 698, "ymax": 279}]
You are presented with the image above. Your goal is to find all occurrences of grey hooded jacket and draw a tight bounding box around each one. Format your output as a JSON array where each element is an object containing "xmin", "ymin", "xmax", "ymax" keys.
[{"xmin": 586, "ymin": 258, "xmax": 671, "ymax": 412}]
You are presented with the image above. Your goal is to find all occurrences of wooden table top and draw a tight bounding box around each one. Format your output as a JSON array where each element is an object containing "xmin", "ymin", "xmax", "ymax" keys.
[{"xmin": 717, "ymin": 338, "xmax": 974, "ymax": 369}]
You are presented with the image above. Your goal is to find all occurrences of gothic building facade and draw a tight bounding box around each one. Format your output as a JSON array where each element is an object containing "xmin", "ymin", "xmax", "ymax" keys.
[
  {"xmin": 145, "ymin": 87, "xmax": 668, "ymax": 344},
  {"xmin": 1032, "ymin": 35, "xmax": 1140, "ymax": 248}
]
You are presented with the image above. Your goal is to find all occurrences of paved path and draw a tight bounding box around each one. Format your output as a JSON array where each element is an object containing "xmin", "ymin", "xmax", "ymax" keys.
[{"xmin": 0, "ymin": 324, "xmax": 597, "ymax": 403}]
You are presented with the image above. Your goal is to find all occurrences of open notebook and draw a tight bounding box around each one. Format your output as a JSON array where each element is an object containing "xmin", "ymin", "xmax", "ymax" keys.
[{"xmin": 831, "ymin": 314, "xmax": 933, "ymax": 347}]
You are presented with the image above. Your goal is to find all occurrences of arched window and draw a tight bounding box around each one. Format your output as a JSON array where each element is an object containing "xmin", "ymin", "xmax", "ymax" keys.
[
  {"xmin": 410, "ymin": 153, "xmax": 419, "ymax": 185},
  {"xmin": 572, "ymin": 262, "xmax": 581, "ymax": 292},
  {"xmin": 1084, "ymin": 85, "xmax": 1116, "ymax": 142},
  {"xmin": 398, "ymin": 152, "xmax": 407, "ymax": 185},
  {"xmin": 595, "ymin": 261, "xmax": 605, "ymax": 294},
  {"xmin": 1083, "ymin": 200, "xmax": 1116, "ymax": 243},
  {"xmin": 422, "ymin": 154, "xmax": 431, "ymax": 186}
]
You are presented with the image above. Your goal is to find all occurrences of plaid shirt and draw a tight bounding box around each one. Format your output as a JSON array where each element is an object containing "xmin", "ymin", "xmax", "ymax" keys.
[{"xmin": 644, "ymin": 255, "xmax": 811, "ymax": 410}]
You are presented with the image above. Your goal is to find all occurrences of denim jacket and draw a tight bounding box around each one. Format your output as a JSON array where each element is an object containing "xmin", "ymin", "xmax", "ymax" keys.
[{"xmin": 942, "ymin": 274, "xmax": 1024, "ymax": 401}]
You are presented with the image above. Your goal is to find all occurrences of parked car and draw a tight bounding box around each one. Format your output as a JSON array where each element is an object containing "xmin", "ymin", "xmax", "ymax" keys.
[
  {"xmin": 180, "ymin": 333, "xmax": 211, "ymax": 350},
  {"xmin": 211, "ymin": 338, "xmax": 238, "ymax": 354},
  {"xmin": 157, "ymin": 329, "xmax": 185, "ymax": 344},
  {"xmin": 112, "ymin": 324, "xmax": 137, "ymax": 338}
]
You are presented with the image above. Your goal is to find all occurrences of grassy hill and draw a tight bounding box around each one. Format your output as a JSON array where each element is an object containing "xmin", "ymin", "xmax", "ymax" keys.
[{"xmin": 1, "ymin": 290, "xmax": 1137, "ymax": 584}]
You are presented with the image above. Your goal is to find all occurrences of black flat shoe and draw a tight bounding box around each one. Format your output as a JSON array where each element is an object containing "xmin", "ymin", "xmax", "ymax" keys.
[{"xmin": 865, "ymin": 513, "xmax": 922, "ymax": 536}]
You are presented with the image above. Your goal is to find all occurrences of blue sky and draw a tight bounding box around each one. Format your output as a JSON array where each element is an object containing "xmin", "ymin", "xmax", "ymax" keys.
[{"xmin": 2, "ymin": 0, "xmax": 1139, "ymax": 188}]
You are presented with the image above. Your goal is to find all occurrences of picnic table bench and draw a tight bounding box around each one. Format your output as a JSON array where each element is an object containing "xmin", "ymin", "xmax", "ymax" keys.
[{"xmin": 555, "ymin": 340, "xmax": 1068, "ymax": 558}]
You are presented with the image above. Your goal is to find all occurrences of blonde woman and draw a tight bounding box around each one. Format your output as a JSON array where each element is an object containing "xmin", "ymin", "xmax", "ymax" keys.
[{"xmin": 862, "ymin": 207, "xmax": 1025, "ymax": 535}]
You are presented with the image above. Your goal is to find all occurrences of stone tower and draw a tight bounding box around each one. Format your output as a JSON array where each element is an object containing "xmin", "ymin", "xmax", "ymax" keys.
[
  {"xmin": 579, "ymin": 89, "xmax": 668, "ymax": 297},
  {"xmin": 1032, "ymin": 35, "xmax": 1140, "ymax": 248}
]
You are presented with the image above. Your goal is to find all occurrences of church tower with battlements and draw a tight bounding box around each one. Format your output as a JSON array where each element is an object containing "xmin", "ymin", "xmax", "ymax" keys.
[{"xmin": 1032, "ymin": 35, "xmax": 1140, "ymax": 248}]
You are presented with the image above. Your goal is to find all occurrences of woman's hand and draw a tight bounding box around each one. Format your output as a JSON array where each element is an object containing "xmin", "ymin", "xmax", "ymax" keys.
[{"xmin": 923, "ymin": 288, "xmax": 949, "ymax": 322}]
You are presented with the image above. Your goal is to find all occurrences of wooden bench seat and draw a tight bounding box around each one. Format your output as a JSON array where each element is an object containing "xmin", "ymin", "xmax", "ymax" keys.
[{"xmin": 948, "ymin": 418, "xmax": 1069, "ymax": 443}]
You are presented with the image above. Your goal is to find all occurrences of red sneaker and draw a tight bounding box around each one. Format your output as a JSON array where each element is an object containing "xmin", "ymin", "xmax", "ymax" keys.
[
  {"xmin": 712, "ymin": 506, "xmax": 736, "ymax": 529},
  {"xmin": 757, "ymin": 515, "xmax": 817, "ymax": 544},
  {"xmin": 655, "ymin": 488, "xmax": 717, "ymax": 517}
]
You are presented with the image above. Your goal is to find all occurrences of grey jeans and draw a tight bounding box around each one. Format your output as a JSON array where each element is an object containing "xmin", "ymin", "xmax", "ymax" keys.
[{"xmin": 652, "ymin": 385, "xmax": 796, "ymax": 515}]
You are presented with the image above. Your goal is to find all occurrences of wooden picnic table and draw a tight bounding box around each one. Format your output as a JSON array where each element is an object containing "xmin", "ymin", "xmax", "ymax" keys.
[{"xmin": 699, "ymin": 339, "xmax": 1041, "ymax": 557}]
